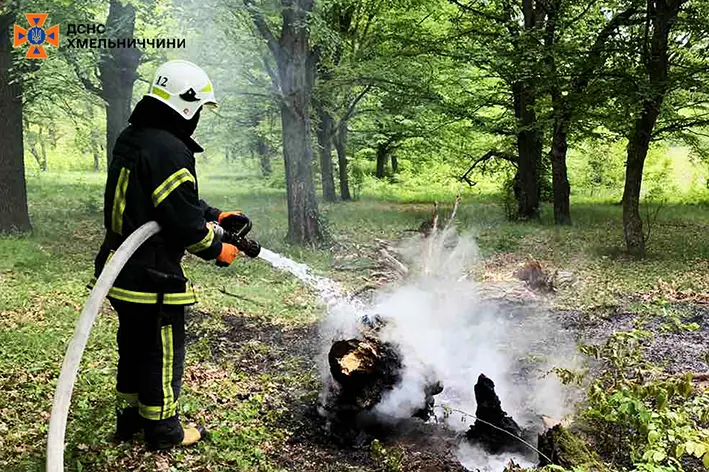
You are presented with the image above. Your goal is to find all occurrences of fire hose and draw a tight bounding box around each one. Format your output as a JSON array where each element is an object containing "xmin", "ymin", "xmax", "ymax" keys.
[{"xmin": 46, "ymin": 221, "xmax": 260, "ymax": 472}]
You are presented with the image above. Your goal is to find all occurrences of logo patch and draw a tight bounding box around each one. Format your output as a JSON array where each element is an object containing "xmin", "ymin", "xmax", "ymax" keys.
[{"xmin": 13, "ymin": 14, "xmax": 60, "ymax": 59}]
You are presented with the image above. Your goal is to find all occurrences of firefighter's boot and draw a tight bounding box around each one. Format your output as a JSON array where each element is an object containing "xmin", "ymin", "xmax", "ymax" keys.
[
  {"xmin": 114, "ymin": 406, "xmax": 141, "ymax": 442},
  {"xmin": 143, "ymin": 416, "xmax": 209, "ymax": 450}
]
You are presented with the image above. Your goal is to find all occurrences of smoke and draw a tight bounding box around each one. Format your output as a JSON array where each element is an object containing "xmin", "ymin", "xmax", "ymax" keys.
[{"xmin": 316, "ymin": 227, "xmax": 580, "ymax": 470}]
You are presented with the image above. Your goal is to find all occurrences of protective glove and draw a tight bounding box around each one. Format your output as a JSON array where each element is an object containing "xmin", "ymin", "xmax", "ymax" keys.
[
  {"xmin": 216, "ymin": 243, "xmax": 239, "ymax": 267},
  {"xmin": 217, "ymin": 211, "xmax": 251, "ymax": 237}
]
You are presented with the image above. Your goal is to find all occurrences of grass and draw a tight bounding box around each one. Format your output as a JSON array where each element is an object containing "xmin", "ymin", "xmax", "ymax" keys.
[{"xmin": 1, "ymin": 169, "xmax": 708, "ymax": 471}]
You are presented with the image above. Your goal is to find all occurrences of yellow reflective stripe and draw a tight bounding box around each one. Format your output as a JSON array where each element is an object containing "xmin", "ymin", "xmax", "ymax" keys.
[
  {"xmin": 186, "ymin": 225, "xmax": 215, "ymax": 254},
  {"xmin": 106, "ymin": 286, "xmax": 198, "ymax": 305},
  {"xmin": 161, "ymin": 325, "xmax": 174, "ymax": 419},
  {"xmin": 108, "ymin": 287, "xmax": 158, "ymax": 303},
  {"xmin": 112, "ymin": 168, "xmax": 130, "ymax": 235},
  {"xmin": 139, "ymin": 402, "xmax": 176, "ymax": 421},
  {"xmin": 117, "ymin": 391, "xmax": 138, "ymax": 409},
  {"xmin": 151, "ymin": 86, "xmax": 171, "ymax": 101},
  {"xmin": 89, "ymin": 282, "xmax": 197, "ymax": 304},
  {"xmin": 106, "ymin": 286, "xmax": 196, "ymax": 303},
  {"xmin": 152, "ymin": 168, "xmax": 195, "ymax": 207}
]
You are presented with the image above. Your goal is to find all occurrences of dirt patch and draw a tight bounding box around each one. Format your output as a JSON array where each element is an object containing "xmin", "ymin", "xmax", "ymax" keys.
[
  {"xmin": 557, "ymin": 303, "xmax": 709, "ymax": 374},
  {"xmin": 278, "ymin": 403, "xmax": 466, "ymax": 472},
  {"xmin": 186, "ymin": 310, "xmax": 320, "ymax": 374},
  {"xmin": 185, "ymin": 310, "xmax": 467, "ymax": 471}
]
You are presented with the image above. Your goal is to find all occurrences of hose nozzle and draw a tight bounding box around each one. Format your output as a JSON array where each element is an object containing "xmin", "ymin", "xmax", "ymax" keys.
[
  {"xmin": 212, "ymin": 223, "xmax": 261, "ymax": 258},
  {"xmin": 235, "ymin": 237, "xmax": 261, "ymax": 258}
]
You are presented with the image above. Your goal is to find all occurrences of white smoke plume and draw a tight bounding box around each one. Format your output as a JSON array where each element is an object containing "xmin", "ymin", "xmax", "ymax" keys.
[{"xmin": 263, "ymin": 227, "xmax": 580, "ymax": 471}]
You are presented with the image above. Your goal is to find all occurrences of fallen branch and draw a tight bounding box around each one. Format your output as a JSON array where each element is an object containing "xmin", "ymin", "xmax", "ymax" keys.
[{"xmin": 378, "ymin": 248, "xmax": 409, "ymax": 276}]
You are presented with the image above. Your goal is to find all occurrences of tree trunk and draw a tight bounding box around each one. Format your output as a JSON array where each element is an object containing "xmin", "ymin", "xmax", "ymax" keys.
[
  {"xmin": 256, "ymin": 136, "xmax": 272, "ymax": 176},
  {"xmin": 316, "ymin": 103, "xmax": 337, "ymax": 201},
  {"xmin": 26, "ymin": 124, "xmax": 47, "ymax": 172},
  {"xmin": 335, "ymin": 120, "xmax": 351, "ymax": 201},
  {"xmin": 622, "ymin": 0, "xmax": 680, "ymax": 257},
  {"xmin": 0, "ymin": 10, "xmax": 31, "ymax": 233},
  {"xmin": 38, "ymin": 131, "xmax": 48, "ymax": 171},
  {"xmin": 391, "ymin": 154, "xmax": 399, "ymax": 174},
  {"xmin": 87, "ymin": 104, "xmax": 102, "ymax": 172},
  {"xmin": 550, "ymin": 118, "xmax": 571, "ymax": 225},
  {"xmin": 99, "ymin": 0, "xmax": 140, "ymax": 165},
  {"xmin": 513, "ymin": 81, "xmax": 542, "ymax": 220},
  {"xmin": 512, "ymin": 0, "xmax": 542, "ymax": 220},
  {"xmin": 375, "ymin": 141, "xmax": 389, "ymax": 179},
  {"xmin": 543, "ymin": 3, "xmax": 570, "ymax": 225},
  {"xmin": 277, "ymin": 0, "xmax": 322, "ymax": 244},
  {"xmin": 623, "ymin": 138, "xmax": 649, "ymax": 257}
]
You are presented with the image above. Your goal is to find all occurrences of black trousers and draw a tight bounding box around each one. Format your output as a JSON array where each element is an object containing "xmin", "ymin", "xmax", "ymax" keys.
[{"xmin": 111, "ymin": 299, "xmax": 186, "ymax": 440}]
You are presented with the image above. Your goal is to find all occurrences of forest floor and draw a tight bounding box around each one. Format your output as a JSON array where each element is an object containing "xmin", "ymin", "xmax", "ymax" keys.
[{"xmin": 1, "ymin": 172, "xmax": 708, "ymax": 471}]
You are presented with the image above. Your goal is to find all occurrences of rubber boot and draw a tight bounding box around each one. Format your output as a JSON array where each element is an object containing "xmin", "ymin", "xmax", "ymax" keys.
[
  {"xmin": 143, "ymin": 415, "xmax": 209, "ymax": 450},
  {"xmin": 114, "ymin": 407, "xmax": 141, "ymax": 442}
]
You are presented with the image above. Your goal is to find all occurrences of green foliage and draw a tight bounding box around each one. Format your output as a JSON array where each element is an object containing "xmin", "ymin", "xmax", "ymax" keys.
[
  {"xmin": 370, "ymin": 439, "xmax": 404, "ymax": 472},
  {"xmin": 577, "ymin": 330, "xmax": 709, "ymax": 471}
]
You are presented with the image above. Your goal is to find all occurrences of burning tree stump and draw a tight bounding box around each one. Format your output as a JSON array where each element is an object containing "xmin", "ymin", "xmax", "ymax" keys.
[
  {"xmin": 465, "ymin": 374, "xmax": 524, "ymax": 454},
  {"xmin": 328, "ymin": 337, "xmax": 403, "ymax": 412},
  {"xmin": 322, "ymin": 316, "xmax": 443, "ymax": 444}
]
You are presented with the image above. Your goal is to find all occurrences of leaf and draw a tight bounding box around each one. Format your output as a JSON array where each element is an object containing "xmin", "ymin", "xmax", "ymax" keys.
[
  {"xmin": 703, "ymin": 452, "xmax": 709, "ymax": 469},
  {"xmin": 648, "ymin": 430, "xmax": 660, "ymax": 444},
  {"xmin": 652, "ymin": 450, "xmax": 667, "ymax": 463},
  {"xmin": 686, "ymin": 442, "xmax": 696, "ymax": 456}
]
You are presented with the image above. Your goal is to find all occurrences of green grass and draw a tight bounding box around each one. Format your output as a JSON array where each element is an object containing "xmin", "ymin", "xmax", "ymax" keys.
[{"xmin": 1, "ymin": 169, "xmax": 708, "ymax": 471}]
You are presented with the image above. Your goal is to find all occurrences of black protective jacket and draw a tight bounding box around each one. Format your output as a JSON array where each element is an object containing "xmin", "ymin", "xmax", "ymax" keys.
[{"xmin": 93, "ymin": 97, "xmax": 222, "ymax": 305}]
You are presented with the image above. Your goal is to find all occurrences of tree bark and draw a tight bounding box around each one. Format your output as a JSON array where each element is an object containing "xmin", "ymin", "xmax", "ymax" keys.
[
  {"xmin": 278, "ymin": 0, "xmax": 322, "ymax": 244},
  {"xmin": 391, "ymin": 154, "xmax": 399, "ymax": 174},
  {"xmin": 622, "ymin": 0, "xmax": 681, "ymax": 257},
  {"xmin": 512, "ymin": 0, "xmax": 543, "ymax": 220},
  {"xmin": 99, "ymin": 0, "xmax": 140, "ymax": 166},
  {"xmin": 244, "ymin": 0, "xmax": 322, "ymax": 243},
  {"xmin": 316, "ymin": 103, "xmax": 337, "ymax": 201},
  {"xmin": 256, "ymin": 135, "xmax": 272, "ymax": 176},
  {"xmin": 86, "ymin": 104, "xmax": 102, "ymax": 172},
  {"xmin": 375, "ymin": 141, "xmax": 389, "ymax": 179},
  {"xmin": 550, "ymin": 107, "xmax": 571, "ymax": 225},
  {"xmin": 0, "ymin": 9, "xmax": 31, "ymax": 232},
  {"xmin": 26, "ymin": 123, "xmax": 48, "ymax": 172},
  {"xmin": 335, "ymin": 120, "xmax": 351, "ymax": 200},
  {"xmin": 38, "ymin": 130, "xmax": 48, "ymax": 172},
  {"xmin": 513, "ymin": 80, "xmax": 542, "ymax": 220},
  {"xmin": 543, "ymin": 1, "xmax": 570, "ymax": 225}
]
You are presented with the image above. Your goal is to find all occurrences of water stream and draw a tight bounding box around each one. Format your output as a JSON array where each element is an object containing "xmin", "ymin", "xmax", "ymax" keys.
[{"xmin": 257, "ymin": 247, "xmax": 350, "ymax": 308}]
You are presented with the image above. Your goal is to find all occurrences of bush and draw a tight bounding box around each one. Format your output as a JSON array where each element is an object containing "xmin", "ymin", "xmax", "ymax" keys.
[{"xmin": 562, "ymin": 330, "xmax": 709, "ymax": 471}]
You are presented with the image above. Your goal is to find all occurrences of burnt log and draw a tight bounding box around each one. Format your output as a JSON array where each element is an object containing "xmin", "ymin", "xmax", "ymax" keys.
[
  {"xmin": 466, "ymin": 374, "xmax": 524, "ymax": 454},
  {"xmin": 322, "ymin": 316, "xmax": 443, "ymax": 443}
]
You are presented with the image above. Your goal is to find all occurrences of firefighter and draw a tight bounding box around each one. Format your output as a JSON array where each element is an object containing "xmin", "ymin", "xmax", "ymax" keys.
[{"xmin": 93, "ymin": 60, "xmax": 248, "ymax": 449}]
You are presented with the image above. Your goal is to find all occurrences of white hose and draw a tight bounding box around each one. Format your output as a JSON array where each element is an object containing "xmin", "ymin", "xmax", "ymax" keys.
[{"xmin": 46, "ymin": 221, "xmax": 161, "ymax": 472}]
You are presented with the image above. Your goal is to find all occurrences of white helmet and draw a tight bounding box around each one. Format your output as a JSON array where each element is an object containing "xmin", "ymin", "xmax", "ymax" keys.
[{"xmin": 146, "ymin": 60, "xmax": 217, "ymax": 120}]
